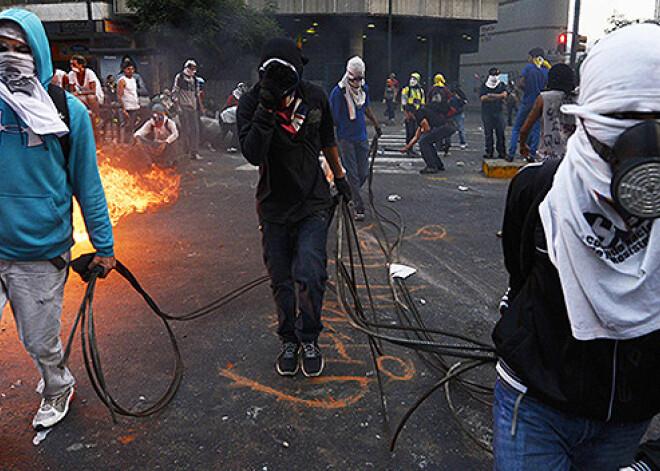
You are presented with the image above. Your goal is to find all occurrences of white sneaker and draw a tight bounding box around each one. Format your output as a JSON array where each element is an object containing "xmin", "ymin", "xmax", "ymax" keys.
[
  {"xmin": 460, "ymin": 144, "xmax": 467, "ymax": 150},
  {"xmin": 33, "ymin": 387, "xmax": 75, "ymax": 429}
]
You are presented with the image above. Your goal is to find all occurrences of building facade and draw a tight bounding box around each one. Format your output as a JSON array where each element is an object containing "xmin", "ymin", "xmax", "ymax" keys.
[
  {"xmin": 459, "ymin": 0, "xmax": 570, "ymax": 101},
  {"xmin": 247, "ymin": 0, "xmax": 499, "ymax": 93},
  {"xmin": 0, "ymin": 0, "xmax": 150, "ymax": 90}
]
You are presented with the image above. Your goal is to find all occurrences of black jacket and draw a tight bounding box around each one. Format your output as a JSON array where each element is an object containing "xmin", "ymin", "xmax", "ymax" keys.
[
  {"xmin": 237, "ymin": 81, "xmax": 336, "ymax": 224},
  {"xmin": 494, "ymin": 160, "xmax": 660, "ymax": 423}
]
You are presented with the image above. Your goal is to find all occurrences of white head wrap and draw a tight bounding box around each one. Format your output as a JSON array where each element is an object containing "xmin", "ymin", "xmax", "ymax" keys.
[
  {"xmin": 539, "ymin": 23, "xmax": 660, "ymax": 340},
  {"xmin": 0, "ymin": 20, "xmax": 68, "ymax": 136},
  {"xmin": 338, "ymin": 55, "xmax": 366, "ymax": 120}
]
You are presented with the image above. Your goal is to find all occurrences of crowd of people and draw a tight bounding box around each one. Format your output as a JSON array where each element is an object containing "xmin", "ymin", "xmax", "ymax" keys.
[
  {"xmin": 4, "ymin": 7, "xmax": 660, "ymax": 471},
  {"xmin": 49, "ymin": 53, "xmax": 251, "ymax": 167}
]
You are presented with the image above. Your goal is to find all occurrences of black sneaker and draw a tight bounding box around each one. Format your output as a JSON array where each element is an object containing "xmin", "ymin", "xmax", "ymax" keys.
[
  {"xmin": 419, "ymin": 167, "xmax": 439, "ymax": 175},
  {"xmin": 301, "ymin": 342, "xmax": 324, "ymax": 377},
  {"xmin": 276, "ymin": 342, "xmax": 299, "ymax": 376}
]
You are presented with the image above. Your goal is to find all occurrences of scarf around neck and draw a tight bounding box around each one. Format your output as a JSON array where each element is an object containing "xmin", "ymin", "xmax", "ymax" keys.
[{"xmin": 339, "ymin": 72, "xmax": 365, "ymax": 121}]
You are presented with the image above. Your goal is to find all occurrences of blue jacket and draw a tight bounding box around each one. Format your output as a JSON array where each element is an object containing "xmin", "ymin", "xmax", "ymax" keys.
[
  {"xmin": 0, "ymin": 9, "xmax": 113, "ymax": 260},
  {"xmin": 329, "ymin": 83, "xmax": 370, "ymax": 142}
]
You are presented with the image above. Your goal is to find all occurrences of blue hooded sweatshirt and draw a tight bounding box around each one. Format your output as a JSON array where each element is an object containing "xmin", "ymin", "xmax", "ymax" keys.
[{"xmin": 0, "ymin": 9, "xmax": 113, "ymax": 260}]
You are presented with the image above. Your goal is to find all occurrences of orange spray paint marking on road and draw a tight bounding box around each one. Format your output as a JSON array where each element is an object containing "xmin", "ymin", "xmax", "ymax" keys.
[
  {"xmin": 376, "ymin": 356, "xmax": 416, "ymax": 381},
  {"xmin": 406, "ymin": 225, "xmax": 447, "ymax": 241},
  {"xmin": 218, "ymin": 368, "xmax": 372, "ymax": 409}
]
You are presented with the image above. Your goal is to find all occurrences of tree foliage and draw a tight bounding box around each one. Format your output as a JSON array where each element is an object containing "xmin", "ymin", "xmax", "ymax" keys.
[{"xmin": 126, "ymin": 0, "xmax": 282, "ymax": 76}]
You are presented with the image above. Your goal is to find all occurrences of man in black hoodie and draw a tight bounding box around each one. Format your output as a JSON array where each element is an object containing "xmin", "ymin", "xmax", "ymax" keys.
[{"xmin": 237, "ymin": 38, "xmax": 351, "ymax": 378}]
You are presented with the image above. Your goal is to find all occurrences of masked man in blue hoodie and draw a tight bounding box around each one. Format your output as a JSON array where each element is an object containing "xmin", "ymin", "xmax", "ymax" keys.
[{"xmin": 0, "ymin": 9, "xmax": 115, "ymax": 430}]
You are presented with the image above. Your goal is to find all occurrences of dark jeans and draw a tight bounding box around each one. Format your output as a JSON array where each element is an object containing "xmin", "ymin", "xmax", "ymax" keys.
[
  {"xmin": 180, "ymin": 108, "xmax": 200, "ymax": 155},
  {"xmin": 338, "ymin": 139, "xmax": 369, "ymax": 213},
  {"xmin": 483, "ymin": 110, "xmax": 506, "ymax": 157},
  {"xmin": 385, "ymin": 100, "xmax": 395, "ymax": 120},
  {"xmin": 509, "ymin": 101, "xmax": 541, "ymax": 156},
  {"xmin": 405, "ymin": 116, "xmax": 417, "ymax": 155},
  {"xmin": 418, "ymin": 124, "xmax": 455, "ymax": 170},
  {"xmin": 493, "ymin": 378, "xmax": 649, "ymax": 471},
  {"xmin": 261, "ymin": 210, "xmax": 329, "ymax": 344},
  {"xmin": 121, "ymin": 109, "xmax": 141, "ymax": 143}
]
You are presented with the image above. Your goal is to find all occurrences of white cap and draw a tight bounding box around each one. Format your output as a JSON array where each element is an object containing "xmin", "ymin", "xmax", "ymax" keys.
[{"xmin": 185, "ymin": 59, "xmax": 197, "ymax": 68}]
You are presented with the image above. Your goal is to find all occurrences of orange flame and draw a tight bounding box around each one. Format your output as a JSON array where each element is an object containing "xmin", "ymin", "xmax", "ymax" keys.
[{"xmin": 72, "ymin": 152, "xmax": 181, "ymax": 254}]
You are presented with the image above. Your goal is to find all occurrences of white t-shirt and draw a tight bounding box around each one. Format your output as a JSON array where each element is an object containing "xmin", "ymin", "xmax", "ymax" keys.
[
  {"xmin": 68, "ymin": 68, "xmax": 104, "ymax": 104},
  {"xmin": 118, "ymin": 76, "xmax": 140, "ymax": 111}
]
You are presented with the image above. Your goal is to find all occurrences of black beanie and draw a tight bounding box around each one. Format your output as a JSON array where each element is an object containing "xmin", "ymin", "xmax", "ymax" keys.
[
  {"xmin": 547, "ymin": 63, "xmax": 575, "ymax": 94},
  {"xmin": 260, "ymin": 37, "xmax": 307, "ymax": 76}
]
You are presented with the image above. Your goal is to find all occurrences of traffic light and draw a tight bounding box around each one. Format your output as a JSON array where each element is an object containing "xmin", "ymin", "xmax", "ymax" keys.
[
  {"xmin": 557, "ymin": 33, "xmax": 567, "ymax": 54},
  {"xmin": 577, "ymin": 35, "xmax": 588, "ymax": 52}
]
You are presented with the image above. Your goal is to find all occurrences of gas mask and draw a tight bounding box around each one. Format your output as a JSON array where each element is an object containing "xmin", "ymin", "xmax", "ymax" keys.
[{"xmin": 585, "ymin": 120, "xmax": 660, "ymax": 218}]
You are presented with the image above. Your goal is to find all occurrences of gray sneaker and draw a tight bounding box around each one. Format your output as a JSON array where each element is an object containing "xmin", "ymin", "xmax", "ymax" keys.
[
  {"xmin": 276, "ymin": 342, "xmax": 300, "ymax": 376},
  {"xmin": 301, "ymin": 342, "xmax": 324, "ymax": 377},
  {"xmin": 33, "ymin": 387, "xmax": 75, "ymax": 430}
]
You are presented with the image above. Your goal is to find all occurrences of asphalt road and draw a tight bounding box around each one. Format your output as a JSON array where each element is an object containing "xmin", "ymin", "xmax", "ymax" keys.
[{"xmin": 0, "ymin": 109, "xmax": 511, "ymax": 470}]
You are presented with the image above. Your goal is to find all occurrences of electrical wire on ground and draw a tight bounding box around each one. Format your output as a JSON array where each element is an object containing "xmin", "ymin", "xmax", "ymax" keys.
[
  {"xmin": 59, "ymin": 259, "xmax": 269, "ymax": 423},
  {"xmin": 332, "ymin": 136, "xmax": 498, "ymax": 453}
]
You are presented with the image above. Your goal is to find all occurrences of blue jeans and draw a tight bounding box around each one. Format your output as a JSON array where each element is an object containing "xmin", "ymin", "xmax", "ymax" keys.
[
  {"xmin": 493, "ymin": 377, "xmax": 649, "ymax": 471},
  {"xmin": 419, "ymin": 125, "xmax": 455, "ymax": 170},
  {"xmin": 338, "ymin": 139, "xmax": 369, "ymax": 212},
  {"xmin": 483, "ymin": 111, "xmax": 506, "ymax": 157},
  {"xmin": 508, "ymin": 101, "xmax": 541, "ymax": 156},
  {"xmin": 261, "ymin": 210, "xmax": 329, "ymax": 344}
]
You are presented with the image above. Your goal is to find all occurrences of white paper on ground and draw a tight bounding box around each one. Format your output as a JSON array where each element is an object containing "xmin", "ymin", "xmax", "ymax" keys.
[{"xmin": 389, "ymin": 263, "xmax": 417, "ymax": 279}]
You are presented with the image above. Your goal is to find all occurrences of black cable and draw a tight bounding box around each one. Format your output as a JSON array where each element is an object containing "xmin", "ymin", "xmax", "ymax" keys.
[
  {"xmin": 60, "ymin": 262, "xmax": 269, "ymax": 422},
  {"xmin": 331, "ymin": 135, "xmax": 498, "ymax": 454}
]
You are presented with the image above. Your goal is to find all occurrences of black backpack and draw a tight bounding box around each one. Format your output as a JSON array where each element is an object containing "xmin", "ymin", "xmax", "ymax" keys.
[{"xmin": 47, "ymin": 82, "xmax": 71, "ymax": 165}]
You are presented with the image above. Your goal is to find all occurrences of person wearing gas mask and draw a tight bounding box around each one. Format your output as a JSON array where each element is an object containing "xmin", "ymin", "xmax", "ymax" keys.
[
  {"xmin": 134, "ymin": 103, "xmax": 179, "ymax": 167},
  {"xmin": 237, "ymin": 37, "xmax": 351, "ymax": 378},
  {"xmin": 401, "ymin": 72, "xmax": 425, "ymax": 157},
  {"xmin": 329, "ymin": 56, "xmax": 381, "ymax": 221},
  {"xmin": 493, "ymin": 24, "xmax": 660, "ymax": 471},
  {"xmin": 173, "ymin": 59, "xmax": 204, "ymax": 160},
  {"xmin": 0, "ymin": 9, "xmax": 115, "ymax": 430}
]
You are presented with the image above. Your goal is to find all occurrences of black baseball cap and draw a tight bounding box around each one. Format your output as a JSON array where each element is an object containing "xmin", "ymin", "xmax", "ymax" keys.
[{"xmin": 488, "ymin": 67, "xmax": 500, "ymax": 75}]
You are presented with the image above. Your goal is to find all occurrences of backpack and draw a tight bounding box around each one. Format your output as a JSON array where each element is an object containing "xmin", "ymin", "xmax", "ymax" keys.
[{"xmin": 47, "ymin": 83, "xmax": 71, "ymax": 172}]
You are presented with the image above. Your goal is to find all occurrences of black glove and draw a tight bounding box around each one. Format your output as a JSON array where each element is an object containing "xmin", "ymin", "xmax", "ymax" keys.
[
  {"xmin": 258, "ymin": 63, "xmax": 298, "ymax": 111},
  {"xmin": 335, "ymin": 177, "xmax": 352, "ymax": 202},
  {"xmin": 70, "ymin": 253, "xmax": 104, "ymax": 282},
  {"xmin": 375, "ymin": 126, "xmax": 383, "ymax": 138}
]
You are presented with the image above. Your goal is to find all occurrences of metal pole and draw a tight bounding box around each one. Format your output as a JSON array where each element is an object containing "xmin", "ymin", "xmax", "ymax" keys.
[
  {"xmin": 569, "ymin": 0, "xmax": 581, "ymax": 67},
  {"xmin": 86, "ymin": 0, "xmax": 95, "ymax": 48},
  {"xmin": 427, "ymin": 35, "xmax": 432, "ymax": 88},
  {"xmin": 387, "ymin": 0, "xmax": 392, "ymax": 75}
]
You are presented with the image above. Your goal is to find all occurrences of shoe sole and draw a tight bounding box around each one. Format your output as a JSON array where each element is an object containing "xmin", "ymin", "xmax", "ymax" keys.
[
  {"xmin": 33, "ymin": 387, "xmax": 75, "ymax": 430},
  {"xmin": 301, "ymin": 357, "xmax": 325, "ymax": 377},
  {"xmin": 276, "ymin": 362, "xmax": 299, "ymax": 376}
]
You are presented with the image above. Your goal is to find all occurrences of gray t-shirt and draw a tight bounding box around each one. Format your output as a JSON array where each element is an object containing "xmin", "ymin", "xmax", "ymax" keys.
[
  {"xmin": 538, "ymin": 90, "xmax": 576, "ymax": 160},
  {"xmin": 173, "ymin": 72, "xmax": 199, "ymax": 111}
]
